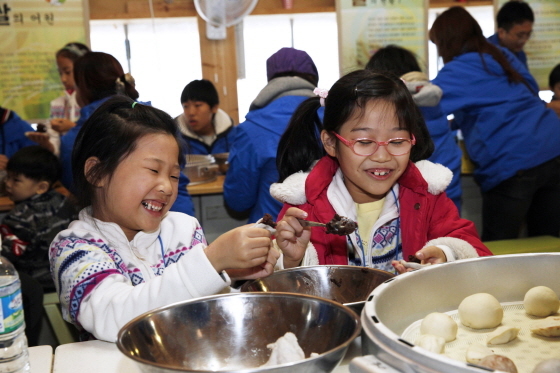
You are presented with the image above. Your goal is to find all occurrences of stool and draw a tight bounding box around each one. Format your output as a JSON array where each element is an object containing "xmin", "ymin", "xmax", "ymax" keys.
[
  {"xmin": 43, "ymin": 292, "xmax": 78, "ymax": 345},
  {"xmin": 483, "ymin": 235, "xmax": 560, "ymax": 255}
]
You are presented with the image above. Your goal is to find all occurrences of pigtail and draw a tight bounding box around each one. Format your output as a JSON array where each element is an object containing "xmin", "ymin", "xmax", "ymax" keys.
[{"xmin": 277, "ymin": 97, "xmax": 325, "ymax": 182}]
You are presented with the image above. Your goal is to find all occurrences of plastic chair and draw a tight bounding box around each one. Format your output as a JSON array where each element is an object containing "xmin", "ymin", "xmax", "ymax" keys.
[{"xmin": 43, "ymin": 292, "xmax": 78, "ymax": 345}]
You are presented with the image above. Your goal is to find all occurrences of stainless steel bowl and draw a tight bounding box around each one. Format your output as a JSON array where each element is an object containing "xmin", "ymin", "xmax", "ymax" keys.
[
  {"xmin": 117, "ymin": 292, "xmax": 361, "ymax": 373},
  {"xmin": 240, "ymin": 265, "xmax": 394, "ymax": 313}
]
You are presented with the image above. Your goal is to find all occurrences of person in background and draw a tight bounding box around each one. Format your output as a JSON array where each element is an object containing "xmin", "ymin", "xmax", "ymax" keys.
[
  {"xmin": 365, "ymin": 45, "xmax": 463, "ymax": 211},
  {"xmin": 0, "ymin": 107, "xmax": 35, "ymax": 175},
  {"xmin": 58, "ymin": 51, "xmax": 195, "ymax": 216},
  {"xmin": 1, "ymin": 146, "xmax": 77, "ymax": 293},
  {"xmin": 224, "ymin": 47, "xmax": 319, "ymax": 223},
  {"xmin": 51, "ymin": 42, "xmax": 90, "ymax": 134},
  {"xmin": 50, "ymin": 96, "xmax": 278, "ymax": 342},
  {"xmin": 487, "ymin": 1, "xmax": 560, "ymax": 117},
  {"xmin": 176, "ymin": 79, "xmax": 235, "ymax": 155},
  {"xmin": 487, "ymin": 0, "xmax": 533, "ymax": 69},
  {"xmin": 549, "ymin": 63, "xmax": 560, "ymax": 101},
  {"xmin": 26, "ymin": 42, "xmax": 90, "ymax": 156},
  {"xmin": 271, "ymin": 70, "xmax": 491, "ymax": 274},
  {"xmin": 429, "ymin": 6, "xmax": 560, "ymax": 241}
]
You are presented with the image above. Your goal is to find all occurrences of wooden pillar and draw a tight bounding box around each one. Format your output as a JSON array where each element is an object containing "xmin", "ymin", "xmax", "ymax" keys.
[{"xmin": 197, "ymin": 17, "xmax": 240, "ymax": 124}]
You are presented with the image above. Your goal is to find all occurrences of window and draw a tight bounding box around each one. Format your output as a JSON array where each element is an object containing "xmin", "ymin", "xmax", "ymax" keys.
[{"xmin": 90, "ymin": 18, "xmax": 202, "ymax": 118}]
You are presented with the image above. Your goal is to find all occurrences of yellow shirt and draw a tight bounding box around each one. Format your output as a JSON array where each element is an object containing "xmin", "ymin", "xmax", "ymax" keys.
[{"xmin": 356, "ymin": 198, "xmax": 385, "ymax": 249}]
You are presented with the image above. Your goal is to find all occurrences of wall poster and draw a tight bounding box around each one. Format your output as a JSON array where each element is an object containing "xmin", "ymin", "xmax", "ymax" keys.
[
  {"xmin": 0, "ymin": 0, "xmax": 89, "ymax": 121},
  {"xmin": 336, "ymin": 0, "xmax": 428, "ymax": 76},
  {"xmin": 495, "ymin": 0, "xmax": 560, "ymax": 90}
]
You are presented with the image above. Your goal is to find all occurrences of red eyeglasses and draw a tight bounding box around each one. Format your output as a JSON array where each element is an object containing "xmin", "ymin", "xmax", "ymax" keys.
[{"xmin": 332, "ymin": 132, "xmax": 416, "ymax": 156}]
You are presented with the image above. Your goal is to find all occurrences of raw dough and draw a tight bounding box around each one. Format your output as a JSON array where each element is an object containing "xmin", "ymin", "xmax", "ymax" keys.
[
  {"xmin": 465, "ymin": 343, "xmax": 494, "ymax": 364},
  {"xmin": 261, "ymin": 332, "xmax": 306, "ymax": 367},
  {"xmin": 420, "ymin": 312, "xmax": 457, "ymax": 342},
  {"xmin": 486, "ymin": 326, "xmax": 520, "ymax": 345},
  {"xmin": 416, "ymin": 334, "xmax": 446, "ymax": 354},
  {"xmin": 524, "ymin": 286, "xmax": 560, "ymax": 317},
  {"xmin": 530, "ymin": 316, "xmax": 560, "ymax": 337},
  {"xmin": 532, "ymin": 359, "xmax": 560, "ymax": 373},
  {"xmin": 478, "ymin": 355, "xmax": 518, "ymax": 373},
  {"xmin": 458, "ymin": 293, "xmax": 503, "ymax": 329}
]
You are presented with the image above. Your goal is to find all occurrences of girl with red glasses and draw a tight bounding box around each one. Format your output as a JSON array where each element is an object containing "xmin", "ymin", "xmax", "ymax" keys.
[{"xmin": 272, "ymin": 70, "xmax": 491, "ymax": 274}]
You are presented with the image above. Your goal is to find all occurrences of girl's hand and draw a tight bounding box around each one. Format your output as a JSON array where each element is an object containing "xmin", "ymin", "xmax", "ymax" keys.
[
  {"xmin": 205, "ymin": 225, "xmax": 271, "ymax": 274},
  {"xmin": 275, "ymin": 208, "xmax": 311, "ymax": 268},
  {"xmin": 50, "ymin": 118, "xmax": 76, "ymax": 133},
  {"xmin": 226, "ymin": 245, "xmax": 280, "ymax": 280},
  {"xmin": 391, "ymin": 246, "xmax": 447, "ymax": 274}
]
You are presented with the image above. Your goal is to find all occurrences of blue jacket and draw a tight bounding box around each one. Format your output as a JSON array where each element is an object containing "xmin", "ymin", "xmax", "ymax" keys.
[
  {"xmin": 60, "ymin": 97, "xmax": 194, "ymax": 215},
  {"xmin": 0, "ymin": 111, "xmax": 35, "ymax": 157},
  {"xmin": 487, "ymin": 33, "xmax": 528, "ymax": 68},
  {"xmin": 433, "ymin": 48, "xmax": 560, "ymax": 192},
  {"xmin": 224, "ymin": 95, "xmax": 311, "ymax": 223},
  {"xmin": 421, "ymin": 105, "xmax": 462, "ymax": 211}
]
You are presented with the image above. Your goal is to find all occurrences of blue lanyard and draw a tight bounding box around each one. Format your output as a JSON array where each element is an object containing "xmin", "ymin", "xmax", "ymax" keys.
[{"xmin": 158, "ymin": 235, "xmax": 166, "ymax": 268}]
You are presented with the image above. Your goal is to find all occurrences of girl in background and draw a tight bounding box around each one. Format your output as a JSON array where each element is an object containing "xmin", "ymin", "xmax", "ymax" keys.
[
  {"xmin": 50, "ymin": 96, "xmax": 278, "ymax": 342},
  {"xmin": 365, "ymin": 45, "xmax": 463, "ymax": 211},
  {"xmin": 59, "ymin": 51, "xmax": 194, "ymax": 215},
  {"xmin": 51, "ymin": 42, "xmax": 90, "ymax": 134},
  {"xmin": 430, "ymin": 7, "xmax": 560, "ymax": 241},
  {"xmin": 271, "ymin": 70, "xmax": 492, "ymax": 274},
  {"xmin": 26, "ymin": 43, "xmax": 90, "ymax": 155}
]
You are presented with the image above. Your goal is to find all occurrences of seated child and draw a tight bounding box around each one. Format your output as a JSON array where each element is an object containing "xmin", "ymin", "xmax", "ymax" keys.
[
  {"xmin": 271, "ymin": 70, "xmax": 492, "ymax": 274},
  {"xmin": 49, "ymin": 96, "xmax": 278, "ymax": 342},
  {"xmin": 175, "ymin": 79, "xmax": 235, "ymax": 155},
  {"xmin": 1, "ymin": 146, "xmax": 77, "ymax": 292}
]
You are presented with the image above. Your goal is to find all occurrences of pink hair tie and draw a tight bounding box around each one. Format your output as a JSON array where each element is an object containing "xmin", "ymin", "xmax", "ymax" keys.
[{"xmin": 313, "ymin": 87, "xmax": 329, "ymax": 107}]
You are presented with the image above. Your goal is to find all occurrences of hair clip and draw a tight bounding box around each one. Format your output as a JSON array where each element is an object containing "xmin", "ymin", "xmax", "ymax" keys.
[
  {"xmin": 132, "ymin": 102, "xmax": 138, "ymax": 109},
  {"xmin": 115, "ymin": 78, "xmax": 125, "ymax": 95},
  {"xmin": 123, "ymin": 73, "xmax": 136, "ymax": 88},
  {"xmin": 313, "ymin": 87, "xmax": 328, "ymax": 107},
  {"xmin": 63, "ymin": 44, "xmax": 88, "ymax": 57}
]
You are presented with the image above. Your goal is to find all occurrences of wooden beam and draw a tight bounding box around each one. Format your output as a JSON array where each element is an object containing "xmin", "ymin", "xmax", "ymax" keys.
[{"xmin": 197, "ymin": 17, "xmax": 240, "ymax": 124}]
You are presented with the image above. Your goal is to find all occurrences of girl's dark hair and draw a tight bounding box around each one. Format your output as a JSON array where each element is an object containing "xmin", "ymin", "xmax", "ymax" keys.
[
  {"xmin": 180, "ymin": 79, "xmax": 219, "ymax": 106},
  {"xmin": 277, "ymin": 69, "xmax": 434, "ymax": 182},
  {"xmin": 72, "ymin": 96, "xmax": 185, "ymax": 209},
  {"xmin": 56, "ymin": 42, "xmax": 90, "ymax": 62},
  {"xmin": 429, "ymin": 7, "xmax": 525, "ymax": 85},
  {"xmin": 74, "ymin": 52, "xmax": 139, "ymax": 105},
  {"xmin": 7, "ymin": 146, "xmax": 61, "ymax": 186},
  {"xmin": 365, "ymin": 45, "xmax": 423, "ymax": 78}
]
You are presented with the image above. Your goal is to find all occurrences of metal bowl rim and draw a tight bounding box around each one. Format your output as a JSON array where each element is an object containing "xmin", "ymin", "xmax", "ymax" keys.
[{"xmin": 117, "ymin": 291, "xmax": 362, "ymax": 372}]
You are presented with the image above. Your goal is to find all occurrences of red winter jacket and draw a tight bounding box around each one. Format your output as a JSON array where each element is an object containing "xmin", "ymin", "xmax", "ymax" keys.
[{"xmin": 276, "ymin": 156, "xmax": 492, "ymax": 265}]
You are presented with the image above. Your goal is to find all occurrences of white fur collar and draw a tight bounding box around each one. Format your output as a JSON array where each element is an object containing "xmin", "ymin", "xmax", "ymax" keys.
[{"xmin": 270, "ymin": 160, "xmax": 453, "ymax": 205}]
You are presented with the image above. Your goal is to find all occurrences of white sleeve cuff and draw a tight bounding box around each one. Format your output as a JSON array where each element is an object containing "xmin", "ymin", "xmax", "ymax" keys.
[{"xmin": 437, "ymin": 245, "xmax": 456, "ymax": 262}]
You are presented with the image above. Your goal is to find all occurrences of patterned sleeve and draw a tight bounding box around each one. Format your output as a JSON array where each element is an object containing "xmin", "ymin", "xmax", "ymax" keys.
[{"xmin": 49, "ymin": 235, "xmax": 126, "ymax": 325}]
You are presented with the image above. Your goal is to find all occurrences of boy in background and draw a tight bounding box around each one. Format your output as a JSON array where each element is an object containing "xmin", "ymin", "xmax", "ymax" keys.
[{"xmin": 1, "ymin": 146, "xmax": 77, "ymax": 292}]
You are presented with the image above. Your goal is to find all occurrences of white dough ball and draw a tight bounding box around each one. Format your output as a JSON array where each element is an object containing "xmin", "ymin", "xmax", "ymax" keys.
[
  {"xmin": 458, "ymin": 293, "xmax": 503, "ymax": 329},
  {"xmin": 532, "ymin": 359, "xmax": 560, "ymax": 373},
  {"xmin": 524, "ymin": 286, "xmax": 560, "ymax": 317},
  {"xmin": 420, "ymin": 312, "xmax": 458, "ymax": 342}
]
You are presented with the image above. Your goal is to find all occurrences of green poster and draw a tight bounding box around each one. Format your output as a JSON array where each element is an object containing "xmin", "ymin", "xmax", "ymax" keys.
[
  {"xmin": 336, "ymin": 0, "xmax": 428, "ymax": 75},
  {"xmin": 0, "ymin": 0, "xmax": 88, "ymax": 121}
]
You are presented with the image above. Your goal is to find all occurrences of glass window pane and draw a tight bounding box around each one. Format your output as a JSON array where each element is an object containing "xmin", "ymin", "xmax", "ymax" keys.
[{"xmin": 90, "ymin": 18, "xmax": 202, "ymax": 117}]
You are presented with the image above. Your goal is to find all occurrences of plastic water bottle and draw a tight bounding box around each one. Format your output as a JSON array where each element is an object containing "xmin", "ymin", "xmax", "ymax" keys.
[{"xmin": 0, "ymin": 255, "xmax": 29, "ymax": 373}]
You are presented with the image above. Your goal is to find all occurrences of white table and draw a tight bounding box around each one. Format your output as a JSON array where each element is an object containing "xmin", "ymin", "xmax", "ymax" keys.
[
  {"xmin": 29, "ymin": 345, "xmax": 53, "ymax": 373},
  {"xmin": 50, "ymin": 338, "xmax": 361, "ymax": 373}
]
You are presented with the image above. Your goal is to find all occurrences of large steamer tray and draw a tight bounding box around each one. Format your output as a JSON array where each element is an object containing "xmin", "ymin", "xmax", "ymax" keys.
[{"xmin": 358, "ymin": 253, "xmax": 560, "ymax": 373}]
